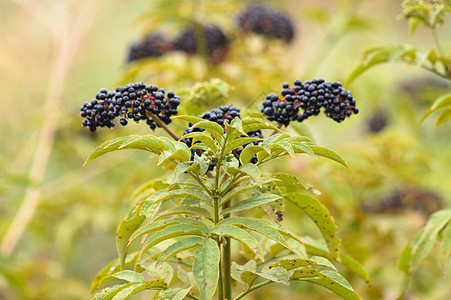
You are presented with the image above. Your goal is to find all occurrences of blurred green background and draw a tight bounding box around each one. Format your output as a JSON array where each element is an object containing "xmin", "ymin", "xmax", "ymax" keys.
[{"xmin": 0, "ymin": 0, "xmax": 450, "ymax": 299}]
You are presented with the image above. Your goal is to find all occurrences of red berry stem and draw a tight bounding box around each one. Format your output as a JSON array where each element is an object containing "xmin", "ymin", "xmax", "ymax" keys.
[{"xmin": 148, "ymin": 112, "xmax": 180, "ymax": 141}]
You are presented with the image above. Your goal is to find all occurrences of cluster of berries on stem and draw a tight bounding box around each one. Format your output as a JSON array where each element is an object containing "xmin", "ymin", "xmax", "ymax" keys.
[
  {"xmin": 80, "ymin": 82, "xmax": 180, "ymax": 132},
  {"xmin": 180, "ymin": 105, "xmax": 263, "ymax": 169},
  {"xmin": 127, "ymin": 32, "xmax": 175, "ymax": 62},
  {"xmin": 237, "ymin": 4, "xmax": 295, "ymax": 42},
  {"xmin": 261, "ymin": 79, "xmax": 359, "ymax": 126}
]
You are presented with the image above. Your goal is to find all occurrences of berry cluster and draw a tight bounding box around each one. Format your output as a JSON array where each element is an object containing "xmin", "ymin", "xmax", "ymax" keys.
[
  {"xmin": 261, "ymin": 79, "xmax": 359, "ymax": 125},
  {"xmin": 180, "ymin": 105, "xmax": 263, "ymax": 169},
  {"xmin": 237, "ymin": 4, "xmax": 295, "ymax": 42},
  {"xmin": 127, "ymin": 32, "xmax": 175, "ymax": 62},
  {"xmin": 175, "ymin": 25, "xmax": 230, "ymax": 64},
  {"xmin": 80, "ymin": 82, "xmax": 180, "ymax": 132}
]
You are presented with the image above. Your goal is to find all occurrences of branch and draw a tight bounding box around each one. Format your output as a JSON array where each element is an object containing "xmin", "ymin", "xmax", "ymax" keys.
[{"xmin": 148, "ymin": 112, "xmax": 180, "ymax": 141}]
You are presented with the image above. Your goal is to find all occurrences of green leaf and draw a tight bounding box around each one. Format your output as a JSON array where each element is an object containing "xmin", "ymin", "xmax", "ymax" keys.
[
  {"xmin": 224, "ymin": 138, "xmax": 263, "ymax": 154},
  {"xmin": 99, "ymin": 270, "xmax": 144, "ymax": 287},
  {"xmin": 92, "ymin": 279, "xmax": 167, "ymax": 300},
  {"xmin": 116, "ymin": 213, "xmax": 146, "ymax": 268},
  {"xmin": 181, "ymin": 132, "xmax": 218, "ymax": 153},
  {"xmin": 156, "ymin": 237, "xmax": 205, "ymax": 265},
  {"xmin": 218, "ymin": 217, "xmax": 288, "ymax": 248},
  {"xmin": 157, "ymin": 142, "xmax": 191, "ymax": 166},
  {"xmin": 290, "ymin": 142, "xmax": 316, "ymax": 157},
  {"xmin": 141, "ymin": 262, "xmax": 174, "ymax": 284},
  {"xmin": 139, "ymin": 224, "xmax": 205, "ymax": 259},
  {"xmin": 239, "ymin": 163, "xmax": 261, "ymax": 186},
  {"xmin": 177, "ymin": 266, "xmax": 193, "ymax": 287},
  {"xmin": 338, "ymin": 253, "xmax": 370, "ymax": 284},
  {"xmin": 90, "ymin": 252, "xmax": 140, "ymax": 293},
  {"xmin": 409, "ymin": 208, "xmax": 451, "ymax": 271},
  {"xmin": 440, "ymin": 222, "xmax": 451, "ymax": 277},
  {"xmin": 222, "ymin": 193, "xmax": 282, "ymax": 215},
  {"xmin": 286, "ymin": 194, "xmax": 341, "ymax": 259},
  {"xmin": 241, "ymin": 118, "xmax": 282, "ymax": 132},
  {"xmin": 420, "ymin": 93, "xmax": 451, "ymax": 122},
  {"xmin": 273, "ymin": 173, "xmax": 307, "ymax": 194},
  {"xmin": 240, "ymin": 145, "xmax": 270, "ymax": 165},
  {"xmin": 241, "ymin": 267, "xmax": 290, "ymax": 287},
  {"xmin": 192, "ymin": 120, "xmax": 225, "ymax": 143},
  {"xmin": 156, "ymin": 287, "xmax": 191, "ymax": 300},
  {"xmin": 129, "ymin": 219, "xmax": 183, "ymax": 245},
  {"xmin": 224, "ymin": 118, "xmax": 247, "ymax": 141},
  {"xmin": 231, "ymin": 261, "xmax": 256, "ymax": 282},
  {"xmin": 173, "ymin": 115, "xmax": 205, "ymax": 125},
  {"xmin": 211, "ymin": 224, "xmax": 264, "ymax": 260},
  {"xmin": 305, "ymin": 144, "xmax": 349, "ymax": 168},
  {"xmin": 193, "ymin": 238, "xmax": 220, "ymax": 300},
  {"xmin": 155, "ymin": 206, "xmax": 213, "ymax": 220},
  {"xmin": 110, "ymin": 279, "xmax": 167, "ymax": 300},
  {"xmin": 267, "ymin": 257, "xmax": 334, "ymax": 272},
  {"xmin": 436, "ymin": 107, "xmax": 451, "ymax": 127},
  {"xmin": 278, "ymin": 141, "xmax": 295, "ymax": 157},
  {"xmin": 260, "ymin": 219, "xmax": 304, "ymax": 244},
  {"xmin": 220, "ymin": 181, "xmax": 258, "ymax": 205},
  {"xmin": 291, "ymin": 269, "xmax": 361, "ymax": 300},
  {"xmin": 84, "ymin": 135, "xmax": 172, "ymax": 166}
]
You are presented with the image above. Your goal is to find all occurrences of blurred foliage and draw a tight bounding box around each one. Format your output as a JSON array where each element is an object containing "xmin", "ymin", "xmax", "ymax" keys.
[{"xmin": 0, "ymin": 0, "xmax": 450, "ymax": 299}]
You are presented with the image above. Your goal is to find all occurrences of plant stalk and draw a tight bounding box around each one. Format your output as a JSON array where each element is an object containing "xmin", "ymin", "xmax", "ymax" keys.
[
  {"xmin": 222, "ymin": 200, "xmax": 232, "ymax": 300},
  {"xmin": 148, "ymin": 112, "xmax": 180, "ymax": 141}
]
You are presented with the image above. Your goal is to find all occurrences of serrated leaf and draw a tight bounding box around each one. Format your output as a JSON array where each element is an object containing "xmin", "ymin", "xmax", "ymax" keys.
[
  {"xmin": 92, "ymin": 284, "xmax": 134, "ymax": 300},
  {"xmin": 155, "ymin": 206, "xmax": 212, "ymax": 220},
  {"xmin": 222, "ymin": 193, "xmax": 282, "ymax": 215},
  {"xmin": 286, "ymin": 194, "xmax": 341, "ymax": 259},
  {"xmin": 156, "ymin": 287, "xmax": 191, "ymax": 300},
  {"xmin": 211, "ymin": 224, "xmax": 264, "ymax": 261},
  {"xmin": 128, "ymin": 219, "xmax": 181, "ymax": 245},
  {"xmin": 157, "ymin": 142, "xmax": 191, "ymax": 166},
  {"xmin": 291, "ymin": 269, "xmax": 361, "ymax": 300},
  {"xmin": 173, "ymin": 115, "xmax": 205, "ymax": 124},
  {"xmin": 305, "ymin": 144, "xmax": 349, "ymax": 168},
  {"xmin": 224, "ymin": 138, "xmax": 263, "ymax": 154},
  {"xmin": 218, "ymin": 217, "xmax": 288, "ymax": 248},
  {"xmin": 409, "ymin": 208, "xmax": 451, "ymax": 271},
  {"xmin": 240, "ymin": 145, "xmax": 270, "ymax": 165},
  {"xmin": 241, "ymin": 118, "xmax": 282, "ymax": 132},
  {"xmin": 157, "ymin": 237, "xmax": 205, "ymax": 265},
  {"xmin": 338, "ymin": 253, "xmax": 370, "ymax": 283},
  {"xmin": 90, "ymin": 252, "xmax": 140, "ymax": 293},
  {"xmin": 267, "ymin": 258, "xmax": 333, "ymax": 272},
  {"xmin": 139, "ymin": 224, "xmax": 205, "ymax": 260},
  {"xmin": 273, "ymin": 173, "xmax": 307, "ymax": 193},
  {"xmin": 239, "ymin": 163, "xmax": 261, "ymax": 186},
  {"xmin": 278, "ymin": 141, "xmax": 295, "ymax": 157},
  {"xmin": 436, "ymin": 107, "xmax": 451, "ymax": 126},
  {"xmin": 290, "ymin": 142, "xmax": 316, "ymax": 157},
  {"xmin": 110, "ymin": 279, "xmax": 167, "ymax": 300},
  {"xmin": 181, "ymin": 132, "xmax": 218, "ymax": 153},
  {"xmin": 220, "ymin": 182, "xmax": 258, "ymax": 206},
  {"xmin": 141, "ymin": 262, "xmax": 174, "ymax": 284},
  {"xmin": 193, "ymin": 238, "xmax": 220, "ymax": 300},
  {"xmin": 84, "ymin": 135, "xmax": 171, "ymax": 166},
  {"xmin": 116, "ymin": 214, "xmax": 146, "ymax": 268},
  {"xmin": 421, "ymin": 93, "xmax": 451, "ymax": 122},
  {"xmin": 171, "ymin": 162, "xmax": 191, "ymax": 182},
  {"xmin": 224, "ymin": 118, "xmax": 247, "ymax": 141},
  {"xmin": 231, "ymin": 261, "xmax": 256, "ymax": 282},
  {"xmin": 192, "ymin": 120, "xmax": 225, "ymax": 143},
  {"xmin": 177, "ymin": 267, "xmax": 193, "ymax": 287},
  {"xmin": 260, "ymin": 219, "xmax": 304, "ymax": 244},
  {"xmin": 99, "ymin": 270, "xmax": 144, "ymax": 287}
]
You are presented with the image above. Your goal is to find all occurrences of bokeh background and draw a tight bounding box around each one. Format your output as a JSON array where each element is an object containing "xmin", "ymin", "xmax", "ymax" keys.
[{"xmin": 1, "ymin": 0, "xmax": 450, "ymax": 299}]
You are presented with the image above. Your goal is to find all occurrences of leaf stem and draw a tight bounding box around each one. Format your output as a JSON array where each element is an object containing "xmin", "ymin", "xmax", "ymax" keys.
[
  {"xmin": 269, "ymin": 123, "xmax": 283, "ymax": 136},
  {"xmin": 222, "ymin": 200, "xmax": 232, "ymax": 299},
  {"xmin": 148, "ymin": 112, "xmax": 180, "ymax": 141},
  {"xmin": 234, "ymin": 280, "xmax": 272, "ymax": 300}
]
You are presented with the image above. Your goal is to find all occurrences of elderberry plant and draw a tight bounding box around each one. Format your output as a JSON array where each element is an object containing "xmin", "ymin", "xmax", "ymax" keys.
[{"xmin": 82, "ymin": 82, "xmax": 367, "ymax": 300}]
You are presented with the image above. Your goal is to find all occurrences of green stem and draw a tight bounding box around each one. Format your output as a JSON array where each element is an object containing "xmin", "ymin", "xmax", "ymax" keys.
[
  {"xmin": 234, "ymin": 280, "xmax": 272, "ymax": 300},
  {"xmin": 431, "ymin": 27, "xmax": 445, "ymax": 57},
  {"xmin": 222, "ymin": 200, "xmax": 232, "ymax": 300}
]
